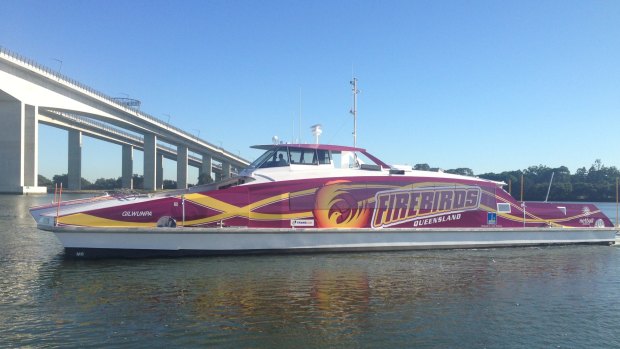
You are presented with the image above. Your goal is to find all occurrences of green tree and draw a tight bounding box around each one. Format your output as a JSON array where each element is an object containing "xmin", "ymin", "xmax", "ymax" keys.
[
  {"xmin": 52, "ymin": 174, "xmax": 68, "ymax": 188},
  {"xmin": 163, "ymin": 180, "xmax": 177, "ymax": 189},
  {"xmin": 198, "ymin": 172, "xmax": 214, "ymax": 185},
  {"xmin": 132, "ymin": 174, "xmax": 144, "ymax": 189},
  {"xmin": 446, "ymin": 168, "xmax": 474, "ymax": 177},
  {"xmin": 89, "ymin": 177, "xmax": 122, "ymax": 190},
  {"xmin": 414, "ymin": 163, "xmax": 430, "ymax": 171},
  {"xmin": 478, "ymin": 170, "xmax": 523, "ymax": 197},
  {"xmin": 38, "ymin": 174, "xmax": 52, "ymax": 187}
]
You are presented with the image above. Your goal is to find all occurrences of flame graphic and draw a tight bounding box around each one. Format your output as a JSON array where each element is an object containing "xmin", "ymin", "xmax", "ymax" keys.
[{"xmin": 313, "ymin": 180, "xmax": 371, "ymax": 228}]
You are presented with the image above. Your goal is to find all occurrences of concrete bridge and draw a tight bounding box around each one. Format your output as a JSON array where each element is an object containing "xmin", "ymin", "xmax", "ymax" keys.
[{"xmin": 0, "ymin": 47, "xmax": 249, "ymax": 193}]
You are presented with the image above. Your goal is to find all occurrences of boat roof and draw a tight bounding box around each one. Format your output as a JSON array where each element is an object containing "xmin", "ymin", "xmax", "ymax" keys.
[
  {"xmin": 251, "ymin": 143, "xmax": 366, "ymax": 152},
  {"xmin": 251, "ymin": 143, "xmax": 390, "ymax": 168}
]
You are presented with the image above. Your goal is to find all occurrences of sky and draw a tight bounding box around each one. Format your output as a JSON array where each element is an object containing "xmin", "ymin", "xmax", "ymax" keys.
[{"xmin": 1, "ymin": 0, "xmax": 620, "ymax": 182}]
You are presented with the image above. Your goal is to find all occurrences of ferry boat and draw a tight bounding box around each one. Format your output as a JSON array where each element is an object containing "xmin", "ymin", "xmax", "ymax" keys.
[{"xmin": 31, "ymin": 142, "xmax": 617, "ymax": 258}]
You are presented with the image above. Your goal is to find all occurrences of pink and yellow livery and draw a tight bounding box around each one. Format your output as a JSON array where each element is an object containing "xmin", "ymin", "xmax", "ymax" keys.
[{"xmin": 31, "ymin": 143, "xmax": 617, "ymax": 258}]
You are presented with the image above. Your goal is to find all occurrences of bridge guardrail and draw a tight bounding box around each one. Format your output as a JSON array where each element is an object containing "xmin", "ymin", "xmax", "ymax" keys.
[{"xmin": 0, "ymin": 46, "xmax": 248, "ymax": 165}]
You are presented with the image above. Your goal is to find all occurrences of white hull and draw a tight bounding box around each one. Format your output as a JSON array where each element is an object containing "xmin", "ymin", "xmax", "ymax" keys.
[{"xmin": 39, "ymin": 224, "xmax": 618, "ymax": 258}]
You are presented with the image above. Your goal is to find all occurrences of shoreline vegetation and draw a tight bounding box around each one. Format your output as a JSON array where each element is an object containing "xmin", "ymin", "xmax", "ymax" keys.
[
  {"xmin": 420, "ymin": 159, "xmax": 619, "ymax": 202},
  {"xmin": 37, "ymin": 159, "xmax": 620, "ymax": 202},
  {"xmin": 37, "ymin": 173, "xmax": 205, "ymax": 194}
]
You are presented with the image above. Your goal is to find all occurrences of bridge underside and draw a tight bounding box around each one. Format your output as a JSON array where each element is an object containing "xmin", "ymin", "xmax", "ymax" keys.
[
  {"xmin": 0, "ymin": 48, "xmax": 248, "ymax": 194},
  {"xmin": 0, "ymin": 90, "xmax": 234, "ymax": 194}
]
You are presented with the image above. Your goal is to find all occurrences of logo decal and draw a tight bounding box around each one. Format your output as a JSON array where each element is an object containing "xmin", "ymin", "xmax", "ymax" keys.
[
  {"xmin": 291, "ymin": 219, "xmax": 315, "ymax": 227},
  {"xmin": 487, "ymin": 212, "xmax": 497, "ymax": 225},
  {"xmin": 313, "ymin": 180, "xmax": 371, "ymax": 228},
  {"xmin": 371, "ymin": 186, "xmax": 481, "ymax": 228}
]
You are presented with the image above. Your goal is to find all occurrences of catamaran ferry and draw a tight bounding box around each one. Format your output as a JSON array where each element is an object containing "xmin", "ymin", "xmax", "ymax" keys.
[{"xmin": 31, "ymin": 142, "xmax": 617, "ymax": 258}]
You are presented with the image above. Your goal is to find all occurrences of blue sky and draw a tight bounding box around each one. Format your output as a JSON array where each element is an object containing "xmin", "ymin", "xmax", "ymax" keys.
[{"xmin": 2, "ymin": 0, "xmax": 620, "ymax": 182}]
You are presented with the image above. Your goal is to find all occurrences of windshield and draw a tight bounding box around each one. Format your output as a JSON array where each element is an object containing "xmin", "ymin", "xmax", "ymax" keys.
[
  {"xmin": 248, "ymin": 146, "xmax": 334, "ymax": 169},
  {"xmin": 248, "ymin": 147, "xmax": 290, "ymax": 168},
  {"xmin": 288, "ymin": 148, "xmax": 330, "ymax": 165},
  {"xmin": 249, "ymin": 148, "xmax": 274, "ymax": 168}
]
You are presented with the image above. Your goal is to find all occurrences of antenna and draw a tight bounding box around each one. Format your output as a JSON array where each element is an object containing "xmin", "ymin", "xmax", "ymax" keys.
[
  {"xmin": 311, "ymin": 124, "xmax": 322, "ymax": 144},
  {"xmin": 299, "ymin": 88, "xmax": 302, "ymax": 144},
  {"xmin": 350, "ymin": 78, "xmax": 359, "ymax": 147},
  {"xmin": 544, "ymin": 172, "xmax": 555, "ymax": 202}
]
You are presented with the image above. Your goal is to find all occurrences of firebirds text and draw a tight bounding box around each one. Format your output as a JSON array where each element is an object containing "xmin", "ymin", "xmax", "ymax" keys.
[{"xmin": 372, "ymin": 186, "xmax": 481, "ymax": 228}]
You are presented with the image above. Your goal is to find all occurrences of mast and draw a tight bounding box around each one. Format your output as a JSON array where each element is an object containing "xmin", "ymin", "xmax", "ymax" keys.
[
  {"xmin": 350, "ymin": 78, "xmax": 359, "ymax": 148},
  {"xmin": 544, "ymin": 172, "xmax": 555, "ymax": 202},
  {"xmin": 299, "ymin": 88, "xmax": 302, "ymax": 144}
]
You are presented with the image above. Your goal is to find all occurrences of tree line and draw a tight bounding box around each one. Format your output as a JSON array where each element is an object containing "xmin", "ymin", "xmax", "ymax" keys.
[
  {"xmin": 415, "ymin": 159, "xmax": 620, "ymax": 202},
  {"xmin": 37, "ymin": 174, "xmax": 202, "ymax": 191}
]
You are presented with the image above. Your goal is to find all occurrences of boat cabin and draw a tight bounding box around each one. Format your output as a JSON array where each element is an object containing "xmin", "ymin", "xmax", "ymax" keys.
[
  {"xmin": 184, "ymin": 142, "xmax": 501, "ymax": 194},
  {"xmin": 244, "ymin": 144, "xmax": 389, "ymax": 171},
  {"xmin": 186, "ymin": 144, "xmax": 392, "ymax": 193}
]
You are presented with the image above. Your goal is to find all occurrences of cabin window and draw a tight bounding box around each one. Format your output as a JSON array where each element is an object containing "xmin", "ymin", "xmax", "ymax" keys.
[
  {"xmin": 289, "ymin": 148, "xmax": 318, "ymax": 165},
  {"xmin": 332, "ymin": 151, "xmax": 383, "ymax": 169},
  {"xmin": 339, "ymin": 151, "xmax": 359, "ymax": 168},
  {"xmin": 332, "ymin": 151, "xmax": 355, "ymax": 168},
  {"xmin": 273, "ymin": 148, "xmax": 289, "ymax": 167},
  {"xmin": 250, "ymin": 147, "xmax": 332, "ymax": 168},
  {"xmin": 250, "ymin": 148, "xmax": 290, "ymax": 168},
  {"xmin": 316, "ymin": 149, "xmax": 331, "ymax": 164},
  {"xmin": 497, "ymin": 203, "xmax": 511, "ymax": 213},
  {"xmin": 250, "ymin": 149, "xmax": 276, "ymax": 168},
  {"xmin": 332, "ymin": 152, "xmax": 342, "ymax": 168}
]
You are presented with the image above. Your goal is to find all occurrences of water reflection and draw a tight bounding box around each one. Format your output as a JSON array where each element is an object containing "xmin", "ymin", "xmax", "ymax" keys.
[{"xmin": 16, "ymin": 246, "xmax": 612, "ymax": 348}]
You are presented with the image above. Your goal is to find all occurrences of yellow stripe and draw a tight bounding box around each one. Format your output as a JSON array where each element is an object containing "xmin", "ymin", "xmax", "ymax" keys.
[
  {"xmin": 184, "ymin": 212, "xmax": 315, "ymax": 225},
  {"xmin": 58, "ymin": 213, "xmax": 156, "ymax": 227},
  {"xmin": 182, "ymin": 191, "xmax": 317, "ymax": 225}
]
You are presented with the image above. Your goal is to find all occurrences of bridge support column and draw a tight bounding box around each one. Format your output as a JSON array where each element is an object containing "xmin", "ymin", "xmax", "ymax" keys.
[
  {"xmin": 0, "ymin": 96, "xmax": 46, "ymax": 194},
  {"xmin": 143, "ymin": 133, "xmax": 156, "ymax": 191},
  {"xmin": 24, "ymin": 105, "xmax": 38, "ymax": 188},
  {"xmin": 177, "ymin": 145, "xmax": 188, "ymax": 189},
  {"xmin": 200, "ymin": 154, "xmax": 213, "ymax": 184},
  {"xmin": 156, "ymin": 153, "xmax": 163, "ymax": 190},
  {"xmin": 122, "ymin": 145, "xmax": 133, "ymax": 189},
  {"xmin": 67, "ymin": 130, "xmax": 82, "ymax": 190},
  {"xmin": 222, "ymin": 162, "xmax": 231, "ymax": 179}
]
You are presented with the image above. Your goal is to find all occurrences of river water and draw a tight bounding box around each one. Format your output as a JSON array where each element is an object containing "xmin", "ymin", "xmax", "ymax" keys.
[{"xmin": 1, "ymin": 194, "xmax": 620, "ymax": 348}]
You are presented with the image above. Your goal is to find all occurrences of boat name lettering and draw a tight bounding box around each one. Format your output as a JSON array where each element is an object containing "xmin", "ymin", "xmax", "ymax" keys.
[
  {"xmin": 122, "ymin": 211, "xmax": 153, "ymax": 217},
  {"xmin": 579, "ymin": 217, "xmax": 594, "ymax": 225},
  {"xmin": 372, "ymin": 186, "xmax": 481, "ymax": 228}
]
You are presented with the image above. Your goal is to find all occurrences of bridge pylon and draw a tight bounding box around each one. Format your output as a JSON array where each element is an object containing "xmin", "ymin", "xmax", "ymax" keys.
[{"xmin": 0, "ymin": 91, "xmax": 47, "ymax": 194}]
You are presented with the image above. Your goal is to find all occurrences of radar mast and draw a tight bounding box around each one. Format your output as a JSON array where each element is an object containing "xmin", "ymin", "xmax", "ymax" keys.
[{"xmin": 350, "ymin": 78, "xmax": 359, "ymax": 148}]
